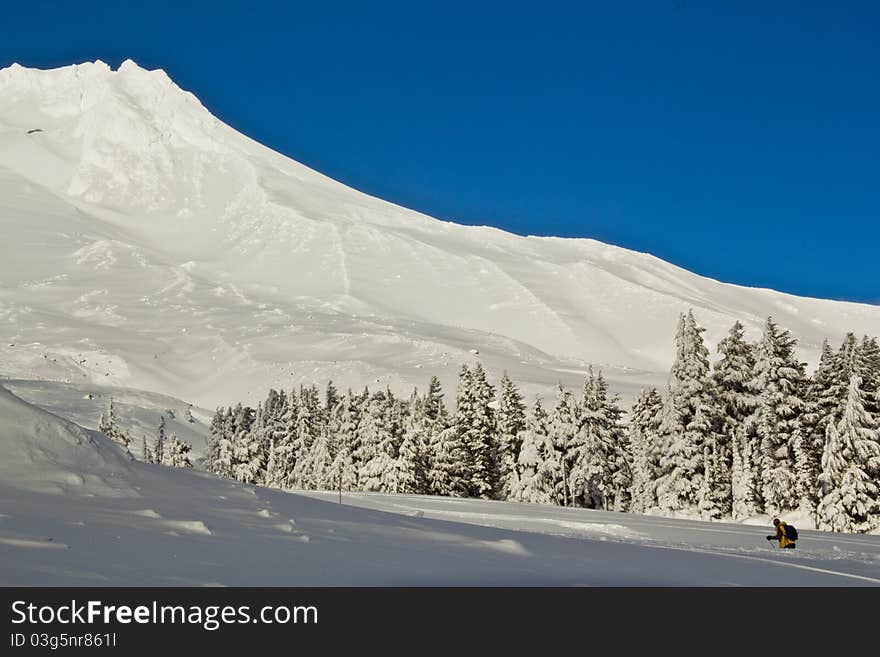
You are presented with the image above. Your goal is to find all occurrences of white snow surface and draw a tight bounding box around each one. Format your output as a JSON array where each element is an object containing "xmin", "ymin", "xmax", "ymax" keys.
[
  {"xmin": 1, "ymin": 383, "xmax": 879, "ymax": 586},
  {"xmin": 1, "ymin": 60, "xmax": 879, "ymax": 410},
  {"xmin": 0, "ymin": 378, "xmax": 213, "ymax": 460}
]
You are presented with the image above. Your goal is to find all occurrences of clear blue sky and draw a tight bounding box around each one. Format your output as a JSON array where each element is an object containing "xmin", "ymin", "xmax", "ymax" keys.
[{"xmin": 2, "ymin": 1, "xmax": 877, "ymax": 303}]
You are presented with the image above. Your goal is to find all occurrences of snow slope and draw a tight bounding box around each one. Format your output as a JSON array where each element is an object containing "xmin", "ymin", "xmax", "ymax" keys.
[
  {"xmin": 0, "ymin": 384, "xmax": 135, "ymax": 497},
  {"xmin": 1, "ymin": 59, "xmax": 879, "ymax": 411},
  {"xmin": 0, "ymin": 378, "xmax": 212, "ymax": 461},
  {"xmin": 1, "ymin": 384, "xmax": 879, "ymax": 586}
]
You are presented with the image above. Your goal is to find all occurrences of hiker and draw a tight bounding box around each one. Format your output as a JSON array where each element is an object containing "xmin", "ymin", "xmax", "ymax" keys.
[{"xmin": 766, "ymin": 517, "xmax": 797, "ymax": 549}]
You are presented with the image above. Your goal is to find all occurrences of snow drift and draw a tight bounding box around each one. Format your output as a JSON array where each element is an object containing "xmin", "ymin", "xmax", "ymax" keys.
[{"xmin": 0, "ymin": 383, "xmax": 135, "ymax": 496}]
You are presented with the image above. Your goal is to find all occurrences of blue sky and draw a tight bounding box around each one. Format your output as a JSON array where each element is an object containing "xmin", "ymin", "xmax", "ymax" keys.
[{"xmin": 2, "ymin": 1, "xmax": 877, "ymax": 303}]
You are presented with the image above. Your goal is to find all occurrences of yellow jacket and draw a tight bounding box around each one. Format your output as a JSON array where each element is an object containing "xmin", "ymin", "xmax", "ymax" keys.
[{"xmin": 773, "ymin": 522, "xmax": 796, "ymax": 548}]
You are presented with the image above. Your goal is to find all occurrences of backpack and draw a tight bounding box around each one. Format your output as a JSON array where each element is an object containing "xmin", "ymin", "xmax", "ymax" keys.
[{"xmin": 783, "ymin": 523, "xmax": 798, "ymax": 541}]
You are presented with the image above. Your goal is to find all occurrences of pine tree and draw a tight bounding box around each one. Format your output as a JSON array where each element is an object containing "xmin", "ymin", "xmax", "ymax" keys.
[
  {"xmin": 153, "ymin": 415, "xmax": 166, "ymax": 465},
  {"xmin": 816, "ymin": 374, "xmax": 880, "ymax": 533},
  {"xmin": 752, "ymin": 317, "xmax": 806, "ymax": 515},
  {"xmin": 496, "ymin": 372, "xmax": 527, "ymax": 500},
  {"xmin": 797, "ymin": 341, "xmax": 837, "ymax": 514},
  {"xmin": 731, "ymin": 420, "xmax": 760, "ymax": 519},
  {"xmin": 713, "ymin": 320, "xmax": 757, "ymax": 517},
  {"xmin": 383, "ymin": 388, "xmax": 408, "ymax": 492},
  {"xmin": 511, "ymin": 397, "xmax": 561, "ymax": 504},
  {"xmin": 569, "ymin": 369, "xmax": 626, "ymax": 510},
  {"xmin": 628, "ymin": 387, "xmax": 664, "ymax": 514},
  {"xmin": 292, "ymin": 385, "xmax": 321, "ymax": 488},
  {"xmin": 424, "ymin": 377, "xmax": 464, "ymax": 497},
  {"xmin": 98, "ymin": 397, "xmax": 129, "ymax": 447},
  {"xmin": 323, "ymin": 380, "xmax": 340, "ymax": 437},
  {"xmin": 859, "ymin": 336, "xmax": 880, "ymax": 416},
  {"xmin": 205, "ymin": 408, "xmax": 222, "ymax": 472},
  {"xmin": 266, "ymin": 389, "xmax": 300, "ymax": 489},
  {"xmin": 398, "ymin": 389, "xmax": 429, "ymax": 494},
  {"xmin": 656, "ymin": 310, "xmax": 714, "ymax": 513},
  {"xmin": 229, "ymin": 404, "xmax": 259, "ymax": 483},
  {"xmin": 549, "ymin": 383, "xmax": 578, "ymax": 506},
  {"xmin": 330, "ymin": 389, "xmax": 362, "ymax": 492},
  {"xmin": 698, "ymin": 444, "xmax": 723, "ymax": 520},
  {"xmin": 141, "ymin": 434, "xmax": 153, "ymax": 464},
  {"xmin": 427, "ymin": 374, "xmax": 468, "ymax": 497},
  {"xmin": 209, "ymin": 407, "xmax": 237, "ymax": 479},
  {"xmin": 306, "ymin": 424, "xmax": 337, "ymax": 490},
  {"xmin": 455, "ymin": 363, "xmax": 498, "ymax": 499},
  {"xmin": 358, "ymin": 389, "xmax": 402, "ymax": 492},
  {"xmin": 265, "ymin": 391, "xmax": 296, "ymax": 488},
  {"xmin": 162, "ymin": 433, "xmax": 193, "ymax": 468},
  {"xmin": 422, "ymin": 376, "xmax": 448, "ymax": 482}
]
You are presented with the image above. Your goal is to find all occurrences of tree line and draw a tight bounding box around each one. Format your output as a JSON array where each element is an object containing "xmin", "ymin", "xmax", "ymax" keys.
[{"xmin": 201, "ymin": 311, "xmax": 880, "ymax": 533}]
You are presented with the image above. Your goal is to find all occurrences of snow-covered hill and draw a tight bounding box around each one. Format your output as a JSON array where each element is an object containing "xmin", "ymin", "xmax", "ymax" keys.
[
  {"xmin": 0, "ymin": 383, "xmax": 135, "ymax": 497},
  {"xmin": 2, "ymin": 383, "xmax": 878, "ymax": 585},
  {"xmin": 0, "ymin": 378, "xmax": 212, "ymax": 461},
  {"xmin": 1, "ymin": 59, "xmax": 878, "ymax": 410}
]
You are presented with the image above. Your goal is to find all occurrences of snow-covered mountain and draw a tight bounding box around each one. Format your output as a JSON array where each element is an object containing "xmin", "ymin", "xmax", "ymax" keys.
[{"xmin": 1, "ymin": 59, "xmax": 878, "ymax": 410}]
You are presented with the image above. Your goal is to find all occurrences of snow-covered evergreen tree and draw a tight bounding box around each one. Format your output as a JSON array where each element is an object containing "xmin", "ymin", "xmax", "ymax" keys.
[
  {"xmin": 656, "ymin": 310, "xmax": 714, "ymax": 513},
  {"xmin": 428, "ymin": 375, "xmax": 471, "ymax": 498},
  {"xmin": 384, "ymin": 388, "xmax": 408, "ymax": 492},
  {"xmin": 628, "ymin": 387, "xmax": 664, "ymax": 514},
  {"xmin": 731, "ymin": 419, "xmax": 761, "ymax": 519},
  {"xmin": 98, "ymin": 396, "xmax": 130, "ymax": 447},
  {"xmin": 445, "ymin": 364, "xmax": 497, "ymax": 499},
  {"xmin": 860, "ymin": 335, "xmax": 880, "ymax": 416},
  {"xmin": 210, "ymin": 407, "xmax": 237, "ymax": 479},
  {"xmin": 358, "ymin": 388, "xmax": 403, "ymax": 492},
  {"xmin": 162, "ymin": 433, "xmax": 193, "ymax": 468},
  {"xmin": 429, "ymin": 425, "xmax": 469, "ymax": 497},
  {"xmin": 698, "ymin": 444, "xmax": 723, "ymax": 520},
  {"xmin": 269, "ymin": 389, "xmax": 300, "ymax": 488},
  {"xmin": 265, "ymin": 390, "xmax": 297, "ymax": 489},
  {"xmin": 141, "ymin": 434, "xmax": 153, "ymax": 464},
  {"xmin": 292, "ymin": 385, "xmax": 322, "ymax": 488},
  {"xmin": 713, "ymin": 320, "xmax": 756, "ymax": 517},
  {"xmin": 796, "ymin": 341, "xmax": 836, "ymax": 514},
  {"xmin": 548, "ymin": 383, "xmax": 578, "ymax": 506},
  {"xmin": 329, "ymin": 389, "xmax": 362, "ymax": 492},
  {"xmin": 816, "ymin": 374, "xmax": 880, "ymax": 533},
  {"xmin": 205, "ymin": 408, "xmax": 222, "ymax": 471},
  {"xmin": 569, "ymin": 368, "xmax": 628, "ymax": 510},
  {"xmin": 323, "ymin": 380, "xmax": 340, "ymax": 438},
  {"xmin": 457, "ymin": 363, "xmax": 498, "ymax": 499},
  {"xmin": 496, "ymin": 371, "xmax": 527, "ymax": 500},
  {"xmin": 232, "ymin": 404, "xmax": 261, "ymax": 483},
  {"xmin": 153, "ymin": 415, "xmax": 166, "ymax": 465},
  {"xmin": 398, "ymin": 389, "xmax": 430, "ymax": 494},
  {"xmin": 752, "ymin": 317, "xmax": 806, "ymax": 515},
  {"xmin": 306, "ymin": 423, "xmax": 337, "ymax": 490},
  {"xmin": 511, "ymin": 397, "xmax": 560, "ymax": 505},
  {"xmin": 423, "ymin": 377, "xmax": 465, "ymax": 497}
]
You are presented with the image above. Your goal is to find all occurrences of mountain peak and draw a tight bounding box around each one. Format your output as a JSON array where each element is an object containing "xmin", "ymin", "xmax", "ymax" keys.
[
  {"xmin": 0, "ymin": 59, "xmax": 225, "ymax": 212},
  {"xmin": 0, "ymin": 59, "xmax": 186, "ymax": 108},
  {"xmin": 118, "ymin": 58, "xmax": 144, "ymax": 72}
]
